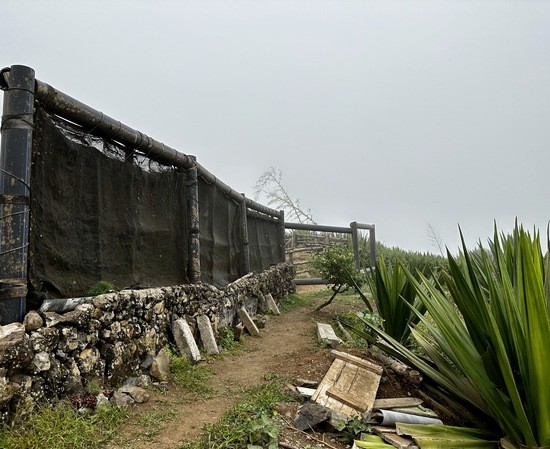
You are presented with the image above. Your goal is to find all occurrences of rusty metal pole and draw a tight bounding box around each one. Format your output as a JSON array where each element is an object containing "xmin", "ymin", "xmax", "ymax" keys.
[
  {"xmin": 350, "ymin": 221, "xmax": 361, "ymax": 270},
  {"xmin": 0, "ymin": 65, "xmax": 35, "ymax": 324},
  {"xmin": 278, "ymin": 210, "xmax": 286, "ymax": 263},
  {"xmin": 240, "ymin": 195, "xmax": 251, "ymax": 275},
  {"xmin": 186, "ymin": 165, "xmax": 201, "ymax": 283}
]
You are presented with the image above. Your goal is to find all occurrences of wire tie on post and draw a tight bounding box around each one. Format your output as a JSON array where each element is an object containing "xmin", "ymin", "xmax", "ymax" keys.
[
  {"xmin": 0, "ymin": 243, "xmax": 29, "ymax": 257},
  {"xmin": 0, "ymin": 168, "xmax": 30, "ymax": 193},
  {"xmin": 143, "ymin": 136, "xmax": 154, "ymax": 159},
  {"xmin": 111, "ymin": 120, "xmax": 123, "ymax": 140},
  {"xmin": 5, "ymin": 87, "xmax": 36, "ymax": 96},
  {"xmin": 1, "ymin": 113, "xmax": 34, "ymax": 131},
  {"xmin": 0, "ymin": 209, "xmax": 29, "ymax": 221},
  {"xmin": 85, "ymin": 111, "xmax": 104, "ymax": 136}
]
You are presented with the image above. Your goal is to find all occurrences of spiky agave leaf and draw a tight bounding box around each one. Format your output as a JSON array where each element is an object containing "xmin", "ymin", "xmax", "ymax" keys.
[
  {"xmin": 366, "ymin": 256, "xmax": 426, "ymax": 343},
  {"xmin": 396, "ymin": 423, "xmax": 499, "ymax": 449}
]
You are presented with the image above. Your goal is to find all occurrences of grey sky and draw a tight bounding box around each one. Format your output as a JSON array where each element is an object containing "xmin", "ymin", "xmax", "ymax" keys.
[{"xmin": 3, "ymin": 0, "xmax": 549, "ymax": 253}]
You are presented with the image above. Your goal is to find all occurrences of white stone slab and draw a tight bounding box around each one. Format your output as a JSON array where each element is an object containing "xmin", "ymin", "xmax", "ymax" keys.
[
  {"xmin": 265, "ymin": 293, "xmax": 281, "ymax": 315},
  {"xmin": 237, "ymin": 307, "xmax": 260, "ymax": 336},
  {"xmin": 172, "ymin": 318, "xmax": 202, "ymax": 362},
  {"xmin": 317, "ymin": 322, "xmax": 342, "ymax": 347},
  {"xmin": 196, "ymin": 315, "xmax": 219, "ymax": 355}
]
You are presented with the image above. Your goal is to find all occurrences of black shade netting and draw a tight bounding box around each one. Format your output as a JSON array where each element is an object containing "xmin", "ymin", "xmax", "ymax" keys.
[
  {"xmin": 247, "ymin": 214, "xmax": 281, "ymax": 272},
  {"xmin": 29, "ymin": 108, "xmax": 189, "ymax": 298},
  {"xmin": 197, "ymin": 177, "xmax": 243, "ymax": 286}
]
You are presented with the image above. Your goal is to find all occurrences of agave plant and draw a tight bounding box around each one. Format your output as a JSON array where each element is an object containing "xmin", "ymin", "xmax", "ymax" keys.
[
  {"xmin": 365, "ymin": 255, "xmax": 426, "ymax": 344},
  {"xmin": 358, "ymin": 224, "xmax": 550, "ymax": 448}
]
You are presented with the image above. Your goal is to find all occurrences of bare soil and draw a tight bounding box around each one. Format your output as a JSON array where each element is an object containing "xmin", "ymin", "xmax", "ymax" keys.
[{"xmin": 107, "ymin": 287, "xmax": 426, "ymax": 449}]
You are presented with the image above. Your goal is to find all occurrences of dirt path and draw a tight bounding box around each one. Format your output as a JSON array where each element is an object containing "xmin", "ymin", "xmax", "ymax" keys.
[{"xmin": 109, "ymin": 288, "xmax": 359, "ymax": 449}]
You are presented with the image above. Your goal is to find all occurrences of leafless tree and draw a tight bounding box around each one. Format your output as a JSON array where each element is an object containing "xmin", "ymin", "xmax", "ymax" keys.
[
  {"xmin": 253, "ymin": 167, "xmax": 316, "ymax": 224},
  {"xmin": 426, "ymin": 222, "xmax": 445, "ymax": 257}
]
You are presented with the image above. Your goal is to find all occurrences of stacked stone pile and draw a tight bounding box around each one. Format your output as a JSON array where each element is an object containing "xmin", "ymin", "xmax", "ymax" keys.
[{"xmin": 0, "ymin": 263, "xmax": 295, "ymax": 424}]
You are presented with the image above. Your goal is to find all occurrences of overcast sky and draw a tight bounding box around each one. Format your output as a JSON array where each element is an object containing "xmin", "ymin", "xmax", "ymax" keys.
[{"xmin": 3, "ymin": 0, "xmax": 549, "ymax": 254}]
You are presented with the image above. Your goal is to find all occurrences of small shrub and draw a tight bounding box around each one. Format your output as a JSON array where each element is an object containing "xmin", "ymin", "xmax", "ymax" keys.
[
  {"xmin": 312, "ymin": 246, "xmax": 368, "ymax": 310},
  {"xmin": 217, "ymin": 327, "xmax": 241, "ymax": 352},
  {"xmin": 86, "ymin": 280, "xmax": 116, "ymax": 296}
]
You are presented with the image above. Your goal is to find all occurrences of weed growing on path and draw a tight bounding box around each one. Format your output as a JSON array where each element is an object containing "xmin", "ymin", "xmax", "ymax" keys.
[
  {"xmin": 178, "ymin": 375, "xmax": 294, "ymax": 449},
  {"xmin": 279, "ymin": 292, "xmax": 318, "ymax": 312},
  {"xmin": 170, "ymin": 354, "xmax": 213, "ymax": 399}
]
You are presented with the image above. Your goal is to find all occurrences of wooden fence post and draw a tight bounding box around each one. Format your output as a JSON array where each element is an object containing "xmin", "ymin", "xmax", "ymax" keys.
[
  {"xmin": 350, "ymin": 221, "xmax": 361, "ymax": 270},
  {"xmin": 278, "ymin": 210, "xmax": 286, "ymax": 263},
  {"xmin": 240, "ymin": 194, "xmax": 251, "ymax": 275},
  {"xmin": 186, "ymin": 165, "xmax": 201, "ymax": 283},
  {"xmin": 369, "ymin": 225, "xmax": 376, "ymax": 268}
]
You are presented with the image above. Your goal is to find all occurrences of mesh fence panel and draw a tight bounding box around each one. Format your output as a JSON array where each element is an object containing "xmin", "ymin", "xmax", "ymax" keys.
[
  {"xmin": 247, "ymin": 214, "xmax": 280, "ymax": 272},
  {"xmin": 29, "ymin": 108, "xmax": 189, "ymax": 297},
  {"xmin": 197, "ymin": 177, "xmax": 243, "ymax": 286},
  {"xmin": 25, "ymin": 106, "xmax": 285, "ymax": 299}
]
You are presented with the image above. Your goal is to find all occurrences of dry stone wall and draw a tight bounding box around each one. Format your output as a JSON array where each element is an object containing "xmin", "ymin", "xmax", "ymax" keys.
[{"xmin": 0, "ymin": 263, "xmax": 295, "ymax": 424}]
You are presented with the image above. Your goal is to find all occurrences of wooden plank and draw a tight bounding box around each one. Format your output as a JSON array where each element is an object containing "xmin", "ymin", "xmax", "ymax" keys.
[
  {"xmin": 330, "ymin": 362, "xmax": 359, "ymax": 415},
  {"xmin": 331, "ymin": 350, "xmax": 383, "ymax": 375},
  {"xmin": 313, "ymin": 355, "xmax": 381, "ymax": 418},
  {"xmin": 311, "ymin": 358, "xmax": 345, "ymax": 402},
  {"xmin": 381, "ymin": 432, "xmax": 419, "ymax": 449},
  {"xmin": 373, "ymin": 398, "xmax": 423, "ymax": 410},
  {"xmin": 348, "ymin": 363, "xmax": 381, "ymax": 413},
  {"xmin": 373, "ymin": 426, "xmax": 419, "ymax": 449},
  {"xmin": 326, "ymin": 387, "xmax": 369, "ymax": 411},
  {"xmin": 373, "ymin": 426, "xmax": 397, "ymax": 434},
  {"xmin": 296, "ymin": 387, "xmax": 316, "ymax": 398},
  {"xmin": 313, "ymin": 359, "xmax": 352, "ymax": 415}
]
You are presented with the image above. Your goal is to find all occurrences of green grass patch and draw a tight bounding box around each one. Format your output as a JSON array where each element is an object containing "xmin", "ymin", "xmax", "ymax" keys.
[
  {"xmin": 178, "ymin": 374, "xmax": 294, "ymax": 449},
  {"xmin": 0, "ymin": 403, "xmax": 127, "ymax": 449},
  {"xmin": 134, "ymin": 406, "xmax": 178, "ymax": 441},
  {"xmin": 170, "ymin": 353, "xmax": 213, "ymax": 399},
  {"xmin": 279, "ymin": 291, "xmax": 324, "ymax": 311}
]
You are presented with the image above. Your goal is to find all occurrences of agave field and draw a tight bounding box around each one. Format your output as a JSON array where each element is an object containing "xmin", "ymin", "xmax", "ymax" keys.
[{"xmin": 349, "ymin": 224, "xmax": 550, "ymax": 449}]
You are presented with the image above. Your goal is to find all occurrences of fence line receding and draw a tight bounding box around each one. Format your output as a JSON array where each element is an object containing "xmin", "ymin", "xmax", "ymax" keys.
[{"xmin": 0, "ymin": 65, "xmax": 375, "ymax": 324}]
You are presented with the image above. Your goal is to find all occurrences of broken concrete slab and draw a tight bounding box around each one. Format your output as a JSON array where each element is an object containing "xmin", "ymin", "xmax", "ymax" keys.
[
  {"xmin": 172, "ymin": 318, "xmax": 202, "ymax": 363},
  {"xmin": 196, "ymin": 315, "xmax": 219, "ymax": 355},
  {"xmin": 237, "ymin": 308, "xmax": 260, "ymax": 336},
  {"xmin": 316, "ymin": 323, "xmax": 342, "ymax": 347}
]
